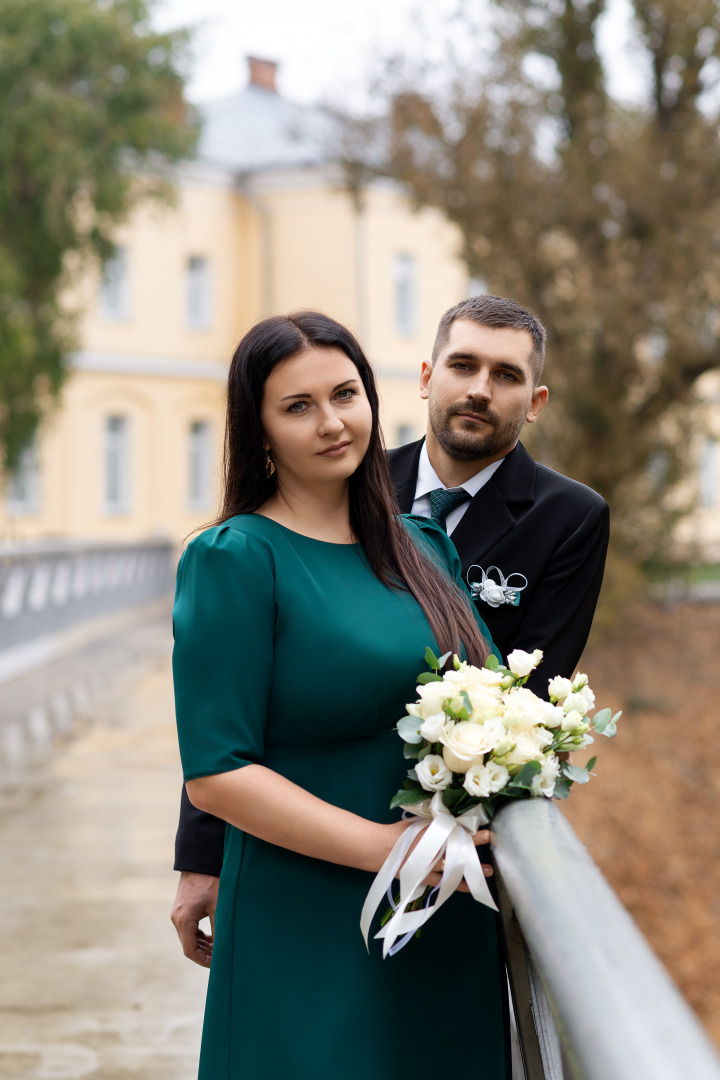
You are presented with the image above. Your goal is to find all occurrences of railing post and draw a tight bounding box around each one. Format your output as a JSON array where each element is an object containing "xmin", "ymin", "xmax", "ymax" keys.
[{"xmin": 496, "ymin": 871, "xmax": 564, "ymax": 1080}]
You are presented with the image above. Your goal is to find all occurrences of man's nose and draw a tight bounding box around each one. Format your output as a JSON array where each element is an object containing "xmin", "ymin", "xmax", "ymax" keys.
[{"xmin": 466, "ymin": 369, "xmax": 492, "ymax": 401}]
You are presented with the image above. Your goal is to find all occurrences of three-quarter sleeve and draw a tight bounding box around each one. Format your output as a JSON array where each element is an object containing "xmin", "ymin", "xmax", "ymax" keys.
[{"xmin": 172, "ymin": 524, "xmax": 275, "ymax": 781}]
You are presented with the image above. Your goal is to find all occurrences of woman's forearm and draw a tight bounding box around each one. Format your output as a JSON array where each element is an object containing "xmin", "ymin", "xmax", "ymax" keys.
[{"xmin": 186, "ymin": 766, "xmax": 403, "ymax": 875}]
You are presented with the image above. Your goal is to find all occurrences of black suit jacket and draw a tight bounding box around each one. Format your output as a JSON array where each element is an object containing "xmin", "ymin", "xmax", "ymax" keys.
[{"xmin": 174, "ymin": 439, "xmax": 609, "ymax": 874}]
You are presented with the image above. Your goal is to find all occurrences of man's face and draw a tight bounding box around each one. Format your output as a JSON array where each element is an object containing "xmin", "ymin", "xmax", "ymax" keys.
[{"xmin": 421, "ymin": 319, "xmax": 548, "ymax": 464}]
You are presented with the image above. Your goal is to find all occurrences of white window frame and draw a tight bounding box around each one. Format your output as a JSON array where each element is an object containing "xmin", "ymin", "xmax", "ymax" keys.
[
  {"xmin": 6, "ymin": 440, "xmax": 41, "ymax": 517},
  {"xmin": 393, "ymin": 253, "xmax": 416, "ymax": 337},
  {"xmin": 186, "ymin": 255, "xmax": 212, "ymax": 330},
  {"xmin": 103, "ymin": 415, "xmax": 131, "ymax": 515},
  {"xmin": 188, "ymin": 419, "xmax": 214, "ymax": 512},
  {"xmin": 98, "ymin": 247, "xmax": 130, "ymax": 322}
]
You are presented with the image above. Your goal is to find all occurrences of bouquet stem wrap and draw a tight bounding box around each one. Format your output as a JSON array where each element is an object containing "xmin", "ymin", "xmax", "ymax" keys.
[{"xmin": 360, "ymin": 792, "xmax": 498, "ymax": 957}]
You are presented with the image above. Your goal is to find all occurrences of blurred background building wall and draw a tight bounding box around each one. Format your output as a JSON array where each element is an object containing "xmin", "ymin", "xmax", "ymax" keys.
[{"xmin": 0, "ymin": 58, "xmax": 469, "ymax": 546}]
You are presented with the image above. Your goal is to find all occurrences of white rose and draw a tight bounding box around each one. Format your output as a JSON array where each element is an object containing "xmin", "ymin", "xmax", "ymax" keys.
[
  {"xmin": 531, "ymin": 755, "xmax": 560, "ymax": 797},
  {"xmin": 548, "ymin": 676, "xmax": 573, "ymax": 702},
  {"xmin": 415, "ymin": 754, "xmax": 453, "ymax": 792},
  {"xmin": 572, "ymin": 685, "xmax": 596, "ymax": 716},
  {"xmin": 561, "ymin": 709, "xmax": 588, "ymax": 733},
  {"xmin": 507, "ymin": 648, "xmax": 543, "ymax": 678},
  {"xmin": 414, "ymin": 682, "xmax": 451, "ymax": 717},
  {"xmin": 502, "ymin": 687, "xmax": 548, "ymax": 732},
  {"xmin": 419, "ymin": 711, "xmax": 448, "ymax": 742},
  {"xmin": 463, "ymin": 760, "xmax": 510, "ymax": 798},
  {"xmin": 572, "ymin": 672, "xmax": 589, "ymax": 691},
  {"xmin": 498, "ymin": 731, "xmax": 546, "ymax": 767},
  {"xmin": 439, "ymin": 720, "xmax": 501, "ymax": 773}
]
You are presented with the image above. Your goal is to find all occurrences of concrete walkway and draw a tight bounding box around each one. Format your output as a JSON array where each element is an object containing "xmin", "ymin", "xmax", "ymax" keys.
[{"xmin": 0, "ymin": 626, "xmax": 207, "ymax": 1079}]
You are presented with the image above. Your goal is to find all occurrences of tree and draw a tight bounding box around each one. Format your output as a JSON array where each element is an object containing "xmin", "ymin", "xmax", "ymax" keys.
[
  {"xmin": 344, "ymin": 0, "xmax": 720, "ymax": 574},
  {"xmin": 0, "ymin": 0, "xmax": 198, "ymax": 472}
]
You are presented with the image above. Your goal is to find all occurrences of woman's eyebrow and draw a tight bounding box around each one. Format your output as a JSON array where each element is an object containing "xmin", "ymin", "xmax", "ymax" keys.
[{"xmin": 280, "ymin": 378, "xmax": 360, "ymax": 402}]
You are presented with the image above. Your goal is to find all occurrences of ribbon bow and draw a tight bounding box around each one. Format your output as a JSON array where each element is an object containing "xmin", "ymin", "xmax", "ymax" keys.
[
  {"xmin": 360, "ymin": 792, "xmax": 498, "ymax": 958},
  {"xmin": 467, "ymin": 564, "xmax": 528, "ymax": 608}
]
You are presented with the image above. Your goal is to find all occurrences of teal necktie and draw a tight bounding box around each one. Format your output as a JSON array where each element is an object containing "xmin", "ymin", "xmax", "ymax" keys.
[{"xmin": 427, "ymin": 487, "xmax": 471, "ymax": 531}]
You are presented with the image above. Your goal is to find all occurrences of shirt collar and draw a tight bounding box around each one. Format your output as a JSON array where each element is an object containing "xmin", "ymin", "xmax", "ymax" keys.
[{"xmin": 414, "ymin": 440, "xmax": 507, "ymax": 500}]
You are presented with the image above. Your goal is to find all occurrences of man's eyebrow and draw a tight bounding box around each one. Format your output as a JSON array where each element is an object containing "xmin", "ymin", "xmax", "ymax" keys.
[
  {"xmin": 445, "ymin": 351, "xmax": 528, "ymax": 378},
  {"xmin": 279, "ymin": 378, "xmax": 359, "ymax": 402}
]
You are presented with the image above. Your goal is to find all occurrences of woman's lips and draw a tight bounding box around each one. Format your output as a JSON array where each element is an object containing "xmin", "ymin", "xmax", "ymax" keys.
[{"xmin": 318, "ymin": 441, "xmax": 351, "ymax": 456}]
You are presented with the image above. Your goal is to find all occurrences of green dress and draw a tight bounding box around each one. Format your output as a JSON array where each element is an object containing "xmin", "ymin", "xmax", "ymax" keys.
[{"xmin": 173, "ymin": 513, "xmax": 509, "ymax": 1080}]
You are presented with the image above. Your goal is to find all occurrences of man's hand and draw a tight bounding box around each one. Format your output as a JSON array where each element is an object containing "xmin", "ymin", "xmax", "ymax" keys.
[{"xmin": 171, "ymin": 871, "xmax": 219, "ymax": 967}]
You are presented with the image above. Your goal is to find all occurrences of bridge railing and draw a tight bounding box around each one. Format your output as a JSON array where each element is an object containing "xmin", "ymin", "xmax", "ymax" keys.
[
  {"xmin": 0, "ymin": 539, "xmax": 174, "ymax": 655},
  {"xmin": 493, "ymin": 798, "xmax": 720, "ymax": 1080}
]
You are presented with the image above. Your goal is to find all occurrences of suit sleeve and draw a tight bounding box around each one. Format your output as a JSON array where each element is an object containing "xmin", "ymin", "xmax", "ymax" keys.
[
  {"xmin": 174, "ymin": 784, "xmax": 226, "ymax": 874},
  {"xmin": 513, "ymin": 499, "xmax": 609, "ymax": 695}
]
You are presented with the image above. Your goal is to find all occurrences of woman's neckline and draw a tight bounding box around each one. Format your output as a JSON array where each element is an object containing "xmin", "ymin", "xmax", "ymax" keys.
[{"xmin": 250, "ymin": 513, "xmax": 360, "ymax": 547}]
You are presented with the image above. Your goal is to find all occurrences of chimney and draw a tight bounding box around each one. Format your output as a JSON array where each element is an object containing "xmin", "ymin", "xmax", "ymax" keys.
[{"xmin": 247, "ymin": 56, "xmax": 278, "ymax": 94}]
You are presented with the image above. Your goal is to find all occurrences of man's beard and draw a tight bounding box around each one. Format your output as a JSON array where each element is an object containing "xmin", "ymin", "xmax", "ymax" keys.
[{"xmin": 428, "ymin": 399, "xmax": 524, "ymax": 462}]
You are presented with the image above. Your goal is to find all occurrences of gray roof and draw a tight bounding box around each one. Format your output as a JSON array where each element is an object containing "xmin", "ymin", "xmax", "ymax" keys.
[{"xmin": 197, "ymin": 85, "xmax": 335, "ymax": 173}]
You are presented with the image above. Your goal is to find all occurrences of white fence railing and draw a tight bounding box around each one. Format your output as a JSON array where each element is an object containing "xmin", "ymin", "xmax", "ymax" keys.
[
  {"xmin": 0, "ymin": 540, "xmax": 174, "ymax": 653},
  {"xmin": 493, "ymin": 799, "xmax": 720, "ymax": 1080}
]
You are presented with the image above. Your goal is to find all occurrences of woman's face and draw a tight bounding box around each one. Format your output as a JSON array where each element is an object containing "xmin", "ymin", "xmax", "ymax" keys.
[{"xmin": 260, "ymin": 346, "xmax": 373, "ymax": 492}]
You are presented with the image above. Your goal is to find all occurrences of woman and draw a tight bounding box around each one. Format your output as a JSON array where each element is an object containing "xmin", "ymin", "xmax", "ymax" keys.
[{"xmin": 173, "ymin": 311, "xmax": 510, "ymax": 1079}]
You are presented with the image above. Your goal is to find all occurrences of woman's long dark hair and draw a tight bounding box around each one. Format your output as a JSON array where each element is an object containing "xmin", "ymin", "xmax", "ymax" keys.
[{"xmin": 214, "ymin": 310, "xmax": 490, "ymax": 667}]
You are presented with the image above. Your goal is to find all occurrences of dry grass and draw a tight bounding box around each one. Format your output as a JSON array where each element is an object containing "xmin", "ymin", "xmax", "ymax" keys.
[{"xmin": 562, "ymin": 600, "xmax": 720, "ymax": 1047}]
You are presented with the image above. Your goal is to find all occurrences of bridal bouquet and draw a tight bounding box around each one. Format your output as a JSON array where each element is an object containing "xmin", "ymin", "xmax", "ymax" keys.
[{"xmin": 361, "ymin": 647, "xmax": 620, "ymax": 956}]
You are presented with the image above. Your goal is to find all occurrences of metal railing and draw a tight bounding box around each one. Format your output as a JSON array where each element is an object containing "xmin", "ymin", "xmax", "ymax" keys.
[
  {"xmin": 0, "ymin": 539, "xmax": 174, "ymax": 654},
  {"xmin": 493, "ymin": 799, "xmax": 720, "ymax": 1080}
]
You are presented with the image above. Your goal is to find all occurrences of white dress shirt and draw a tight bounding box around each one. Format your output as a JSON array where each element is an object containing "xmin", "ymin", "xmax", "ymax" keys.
[{"xmin": 410, "ymin": 442, "xmax": 506, "ymax": 536}]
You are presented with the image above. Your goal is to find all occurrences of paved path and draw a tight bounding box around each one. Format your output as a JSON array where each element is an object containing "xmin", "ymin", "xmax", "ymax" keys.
[{"xmin": 0, "ymin": 627, "xmax": 207, "ymax": 1079}]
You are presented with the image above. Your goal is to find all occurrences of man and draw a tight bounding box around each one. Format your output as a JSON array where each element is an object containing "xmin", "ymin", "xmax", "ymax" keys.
[{"xmin": 171, "ymin": 294, "xmax": 609, "ymax": 965}]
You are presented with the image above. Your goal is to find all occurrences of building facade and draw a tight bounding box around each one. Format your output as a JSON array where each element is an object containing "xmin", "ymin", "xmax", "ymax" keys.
[{"xmin": 1, "ymin": 58, "xmax": 470, "ymax": 545}]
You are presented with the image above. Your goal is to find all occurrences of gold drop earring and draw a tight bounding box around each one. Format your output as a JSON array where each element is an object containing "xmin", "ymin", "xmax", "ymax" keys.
[{"xmin": 264, "ymin": 448, "xmax": 275, "ymax": 478}]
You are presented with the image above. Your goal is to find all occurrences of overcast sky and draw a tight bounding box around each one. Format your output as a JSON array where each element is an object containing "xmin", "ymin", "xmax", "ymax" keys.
[{"xmin": 150, "ymin": 0, "xmax": 647, "ymax": 108}]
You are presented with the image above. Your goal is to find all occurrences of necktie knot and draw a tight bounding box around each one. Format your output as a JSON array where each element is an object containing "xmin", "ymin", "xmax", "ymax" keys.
[{"xmin": 427, "ymin": 487, "xmax": 471, "ymax": 531}]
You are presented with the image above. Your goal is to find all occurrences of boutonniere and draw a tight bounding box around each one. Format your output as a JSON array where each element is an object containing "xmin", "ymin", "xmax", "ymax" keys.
[{"xmin": 467, "ymin": 565, "xmax": 528, "ymax": 608}]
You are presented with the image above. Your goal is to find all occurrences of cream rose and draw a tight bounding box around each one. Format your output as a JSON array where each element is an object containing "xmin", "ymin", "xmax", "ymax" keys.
[
  {"xmin": 439, "ymin": 719, "xmax": 503, "ymax": 773},
  {"xmin": 415, "ymin": 754, "xmax": 453, "ymax": 792}
]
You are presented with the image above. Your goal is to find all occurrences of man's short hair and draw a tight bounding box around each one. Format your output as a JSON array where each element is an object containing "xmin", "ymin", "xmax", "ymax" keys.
[{"xmin": 431, "ymin": 295, "xmax": 546, "ymax": 384}]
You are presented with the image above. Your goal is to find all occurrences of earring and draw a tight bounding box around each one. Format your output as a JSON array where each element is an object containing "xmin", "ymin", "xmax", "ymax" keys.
[{"xmin": 264, "ymin": 449, "xmax": 275, "ymax": 478}]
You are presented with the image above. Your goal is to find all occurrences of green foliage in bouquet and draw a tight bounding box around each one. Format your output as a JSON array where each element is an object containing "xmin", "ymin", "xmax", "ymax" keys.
[{"xmin": 392, "ymin": 647, "xmax": 621, "ymax": 820}]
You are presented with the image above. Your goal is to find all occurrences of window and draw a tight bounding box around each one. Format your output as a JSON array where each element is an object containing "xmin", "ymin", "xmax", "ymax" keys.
[
  {"xmin": 700, "ymin": 437, "xmax": 717, "ymax": 509},
  {"xmin": 395, "ymin": 424, "xmax": 416, "ymax": 447},
  {"xmin": 6, "ymin": 441, "xmax": 41, "ymax": 517},
  {"xmin": 98, "ymin": 247, "xmax": 130, "ymax": 321},
  {"xmin": 393, "ymin": 254, "xmax": 416, "ymax": 336},
  {"xmin": 104, "ymin": 415, "xmax": 130, "ymax": 514},
  {"xmin": 188, "ymin": 420, "xmax": 213, "ymax": 511},
  {"xmin": 186, "ymin": 255, "xmax": 211, "ymax": 330}
]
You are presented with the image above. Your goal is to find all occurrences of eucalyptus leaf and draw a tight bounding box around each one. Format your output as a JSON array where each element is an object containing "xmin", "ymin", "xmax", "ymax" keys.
[
  {"xmin": 417, "ymin": 743, "xmax": 434, "ymax": 760},
  {"xmin": 553, "ymin": 777, "xmax": 572, "ymax": 799},
  {"xmin": 441, "ymin": 787, "xmax": 465, "ymax": 809},
  {"xmin": 592, "ymin": 708, "xmax": 612, "ymax": 733},
  {"xmin": 563, "ymin": 763, "xmax": 591, "ymax": 784},
  {"xmin": 425, "ymin": 646, "xmax": 440, "ymax": 670},
  {"xmin": 417, "ymin": 672, "xmax": 443, "ymax": 684},
  {"xmin": 403, "ymin": 742, "xmax": 421, "ymax": 760},
  {"xmin": 406, "ymin": 768, "xmax": 418, "ymax": 781},
  {"xmin": 510, "ymin": 760, "xmax": 542, "ymax": 789},
  {"xmin": 390, "ymin": 787, "xmax": 428, "ymax": 810},
  {"xmin": 397, "ymin": 715, "xmax": 423, "ymax": 743},
  {"xmin": 437, "ymin": 651, "xmax": 452, "ymax": 669},
  {"xmin": 485, "ymin": 654, "xmax": 499, "ymax": 671}
]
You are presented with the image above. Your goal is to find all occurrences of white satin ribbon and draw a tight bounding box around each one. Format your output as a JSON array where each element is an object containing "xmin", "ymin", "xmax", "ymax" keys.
[{"xmin": 360, "ymin": 792, "xmax": 498, "ymax": 958}]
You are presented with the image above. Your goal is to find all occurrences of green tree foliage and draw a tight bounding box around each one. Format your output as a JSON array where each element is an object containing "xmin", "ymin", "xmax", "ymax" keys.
[
  {"xmin": 0, "ymin": 0, "xmax": 198, "ymax": 472},
  {"xmin": 345, "ymin": 0, "xmax": 720, "ymax": 568}
]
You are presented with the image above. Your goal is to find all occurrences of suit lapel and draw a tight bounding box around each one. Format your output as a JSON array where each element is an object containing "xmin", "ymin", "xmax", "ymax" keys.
[
  {"xmin": 388, "ymin": 440, "xmax": 424, "ymax": 514},
  {"xmin": 449, "ymin": 443, "xmax": 537, "ymax": 568}
]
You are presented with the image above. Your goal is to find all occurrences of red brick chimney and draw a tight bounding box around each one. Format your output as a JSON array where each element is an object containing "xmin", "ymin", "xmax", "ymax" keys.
[{"xmin": 247, "ymin": 57, "xmax": 278, "ymax": 93}]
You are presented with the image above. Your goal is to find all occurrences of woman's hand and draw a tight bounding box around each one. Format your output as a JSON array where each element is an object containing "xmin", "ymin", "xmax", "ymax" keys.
[{"xmin": 386, "ymin": 819, "xmax": 493, "ymax": 893}]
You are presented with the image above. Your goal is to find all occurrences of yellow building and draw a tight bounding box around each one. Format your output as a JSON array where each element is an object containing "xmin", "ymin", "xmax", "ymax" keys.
[{"xmin": 0, "ymin": 58, "xmax": 470, "ymax": 546}]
